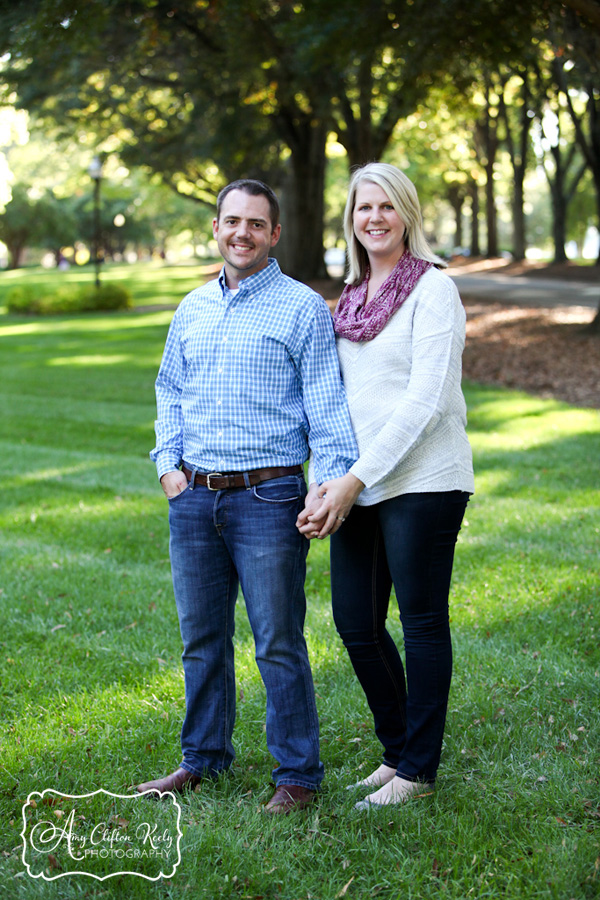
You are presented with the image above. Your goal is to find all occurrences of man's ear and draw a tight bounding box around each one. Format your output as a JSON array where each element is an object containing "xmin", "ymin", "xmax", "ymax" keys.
[{"xmin": 270, "ymin": 224, "xmax": 282, "ymax": 248}]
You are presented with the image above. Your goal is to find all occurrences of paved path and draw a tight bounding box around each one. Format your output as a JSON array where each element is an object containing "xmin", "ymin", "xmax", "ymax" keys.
[{"xmin": 448, "ymin": 271, "xmax": 599, "ymax": 310}]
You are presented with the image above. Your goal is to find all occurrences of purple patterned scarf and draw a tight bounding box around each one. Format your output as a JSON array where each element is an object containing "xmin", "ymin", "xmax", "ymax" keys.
[{"xmin": 334, "ymin": 250, "xmax": 433, "ymax": 342}]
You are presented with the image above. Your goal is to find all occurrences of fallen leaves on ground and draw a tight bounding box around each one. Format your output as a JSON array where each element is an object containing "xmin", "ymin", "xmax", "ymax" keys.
[{"xmin": 463, "ymin": 301, "xmax": 599, "ymax": 409}]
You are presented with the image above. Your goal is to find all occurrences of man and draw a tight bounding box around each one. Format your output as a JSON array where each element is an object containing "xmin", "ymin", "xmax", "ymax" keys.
[{"xmin": 138, "ymin": 179, "xmax": 357, "ymax": 813}]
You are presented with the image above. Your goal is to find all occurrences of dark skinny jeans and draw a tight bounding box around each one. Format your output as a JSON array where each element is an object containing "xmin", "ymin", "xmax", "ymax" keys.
[{"xmin": 330, "ymin": 490, "xmax": 469, "ymax": 783}]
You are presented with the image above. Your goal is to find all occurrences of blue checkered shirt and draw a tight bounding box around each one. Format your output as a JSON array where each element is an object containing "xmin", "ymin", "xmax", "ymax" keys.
[{"xmin": 151, "ymin": 259, "xmax": 358, "ymax": 483}]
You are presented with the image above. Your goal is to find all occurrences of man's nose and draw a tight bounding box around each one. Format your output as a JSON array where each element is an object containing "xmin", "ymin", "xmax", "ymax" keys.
[{"xmin": 235, "ymin": 220, "xmax": 251, "ymax": 237}]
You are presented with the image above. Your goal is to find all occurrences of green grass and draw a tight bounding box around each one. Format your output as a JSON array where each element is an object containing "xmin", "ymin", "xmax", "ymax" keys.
[
  {"xmin": 0, "ymin": 260, "xmax": 219, "ymax": 312},
  {"xmin": 0, "ymin": 293, "xmax": 599, "ymax": 899}
]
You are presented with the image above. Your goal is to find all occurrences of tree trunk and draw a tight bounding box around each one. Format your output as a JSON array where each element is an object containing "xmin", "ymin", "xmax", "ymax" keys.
[
  {"xmin": 455, "ymin": 202, "xmax": 464, "ymax": 249},
  {"xmin": 593, "ymin": 168, "xmax": 600, "ymax": 265},
  {"xmin": 484, "ymin": 125, "xmax": 498, "ymax": 258},
  {"xmin": 447, "ymin": 185, "xmax": 465, "ymax": 249},
  {"xmin": 498, "ymin": 73, "xmax": 531, "ymax": 262},
  {"xmin": 556, "ymin": 61, "xmax": 600, "ymax": 262},
  {"xmin": 272, "ymin": 119, "xmax": 328, "ymax": 281},
  {"xmin": 583, "ymin": 302, "xmax": 600, "ymax": 333},
  {"xmin": 478, "ymin": 91, "xmax": 499, "ymax": 258},
  {"xmin": 549, "ymin": 149, "xmax": 568, "ymax": 264},
  {"xmin": 485, "ymin": 169, "xmax": 498, "ymax": 257},
  {"xmin": 508, "ymin": 111, "xmax": 529, "ymax": 261},
  {"xmin": 469, "ymin": 180, "xmax": 481, "ymax": 257},
  {"xmin": 7, "ymin": 243, "xmax": 25, "ymax": 269},
  {"xmin": 551, "ymin": 200, "xmax": 568, "ymax": 263},
  {"xmin": 536, "ymin": 102, "xmax": 587, "ymax": 264},
  {"xmin": 512, "ymin": 178, "xmax": 526, "ymax": 261}
]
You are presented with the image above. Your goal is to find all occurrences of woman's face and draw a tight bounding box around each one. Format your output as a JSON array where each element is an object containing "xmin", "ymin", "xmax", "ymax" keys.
[{"xmin": 353, "ymin": 181, "xmax": 406, "ymax": 266}]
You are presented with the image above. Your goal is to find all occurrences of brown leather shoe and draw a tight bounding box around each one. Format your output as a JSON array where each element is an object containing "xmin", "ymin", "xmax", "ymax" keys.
[
  {"xmin": 136, "ymin": 767, "xmax": 202, "ymax": 796},
  {"xmin": 264, "ymin": 784, "xmax": 316, "ymax": 814}
]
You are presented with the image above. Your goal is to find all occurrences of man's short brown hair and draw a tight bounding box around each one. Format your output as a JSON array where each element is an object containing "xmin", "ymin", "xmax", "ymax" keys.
[{"xmin": 216, "ymin": 179, "xmax": 280, "ymax": 230}]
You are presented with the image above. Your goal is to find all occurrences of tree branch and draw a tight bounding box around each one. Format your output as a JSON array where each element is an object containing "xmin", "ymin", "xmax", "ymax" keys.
[{"xmin": 561, "ymin": 0, "xmax": 600, "ymax": 30}]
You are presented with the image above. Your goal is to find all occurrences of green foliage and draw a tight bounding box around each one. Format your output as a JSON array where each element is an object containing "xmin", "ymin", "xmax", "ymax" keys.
[
  {"xmin": 5, "ymin": 280, "xmax": 131, "ymax": 314},
  {"xmin": 0, "ymin": 0, "xmax": 549, "ymax": 277},
  {"xmin": 0, "ymin": 184, "xmax": 43, "ymax": 268},
  {"xmin": 2, "ymin": 284, "xmax": 37, "ymax": 313},
  {"xmin": 0, "ymin": 305, "xmax": 598, "ymax": 897},
  {"xmin": 78, "ymin": 282, "xmax": 132, "ymax": 312},
  {"xmin": 0, "ymin": 182, "xmax": 79, "ymax": 268},
  {"xmin": 0, "ymin": 260, "xmax": 216, "ymax": 312}
]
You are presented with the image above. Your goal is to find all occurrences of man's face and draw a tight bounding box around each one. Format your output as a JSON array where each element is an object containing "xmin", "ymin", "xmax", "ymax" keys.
[{"xmin": 213, "ymin": 189, "xmax": 281, "ymax": 286}]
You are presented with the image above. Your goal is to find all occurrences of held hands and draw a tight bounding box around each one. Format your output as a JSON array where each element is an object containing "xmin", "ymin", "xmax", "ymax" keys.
[
  {"xmin": 160, "ymin": 470, "xmax": 189, "ymax": 499},
  {"xmin": 160, "ymin": 467, "xmax": 364, "ymax": 536},
  {"xmin": 296, "ymin": 473, "xmax": 365, "ymax": 539}
]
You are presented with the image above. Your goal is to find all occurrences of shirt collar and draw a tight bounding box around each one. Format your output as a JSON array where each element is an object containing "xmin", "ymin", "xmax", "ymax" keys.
[{"xmin": 218, "ymin": 258, "xmax": 281, "ymax": 294}]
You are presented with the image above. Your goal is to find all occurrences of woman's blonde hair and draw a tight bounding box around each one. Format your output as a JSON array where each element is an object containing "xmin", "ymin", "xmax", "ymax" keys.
[{"xmin": 343, "ymin": 162, "xmax": 446, "ymax": 285}]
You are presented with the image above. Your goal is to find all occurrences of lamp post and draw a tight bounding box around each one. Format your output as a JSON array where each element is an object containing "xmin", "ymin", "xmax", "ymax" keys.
[{"xmin": 88, "ymin": 155, "xmax": 103, "ymax": 288}]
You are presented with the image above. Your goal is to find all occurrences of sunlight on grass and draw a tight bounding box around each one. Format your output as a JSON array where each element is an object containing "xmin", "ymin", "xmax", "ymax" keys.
[
  {"xmin": 47, "ymin": 353, "xmax": 133, "ymax": 366},
  {"xmin": 0, "ymin": 309, "xmax": 174, "ymax": 337},
  {"xmin": 0, "ymin": 260, "xmax": 218, "ymax": 314},
  {"xmin": 0, "ymin": 314, "xmax": 599, "ymax": 900}
]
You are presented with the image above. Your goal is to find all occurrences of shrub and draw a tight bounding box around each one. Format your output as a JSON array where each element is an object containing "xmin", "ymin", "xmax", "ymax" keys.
[
  {"xmin": 5, "ymin": 282, "xmax": 132, "ymax": 315},
  {"xmin": 37, "ymin": 286, "xmax": 86, "ymax": 315},
  {"xmin": 5, "ymin": 285, "xmax": 41, "ymax": 314},
  {"xmin": 78, "ymin": 283, "xmax": 132, "ymax": 311}
]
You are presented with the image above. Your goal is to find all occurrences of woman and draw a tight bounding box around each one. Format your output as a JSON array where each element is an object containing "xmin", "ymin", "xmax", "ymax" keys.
[{"xmin": 298, "ymin": 162, "xmax": 474, "ymax": 808}]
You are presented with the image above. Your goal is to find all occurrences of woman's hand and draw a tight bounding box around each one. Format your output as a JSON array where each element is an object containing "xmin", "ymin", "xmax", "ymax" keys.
[
  {"xmin": 296, "ymin": 482, "xmax": 324, "ymax": 538},
  {"xmin": 296, "ymin": 473, "xmax": 365, "ymax": 539}
]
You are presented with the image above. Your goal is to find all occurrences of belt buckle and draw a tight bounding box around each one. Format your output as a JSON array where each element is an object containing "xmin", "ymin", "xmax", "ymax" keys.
[{"xmin": 206, "ymin": 472, "xmax": 223, "ymax": 491}]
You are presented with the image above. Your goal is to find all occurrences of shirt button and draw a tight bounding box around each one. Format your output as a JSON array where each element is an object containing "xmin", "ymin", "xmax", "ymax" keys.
[
  {"xmin": 218, "ymin": 431, "xmax": 222, "ymax": 437},
  {"xmin": 222, "ymin": 336, "xmax": 228, "ymax": 342},
  {"xmin": 217, "ymin": 400, "xmax": 222, "ymax": 405},
  {"xmin": 218, "ymin": 368, "xmax": 223, "ymax": 374}
]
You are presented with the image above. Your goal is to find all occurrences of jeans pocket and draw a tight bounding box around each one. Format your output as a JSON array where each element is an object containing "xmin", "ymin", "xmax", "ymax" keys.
[
  {"xmin": 252, "ymin": 474, "xmax": 306, "ymax": 504},
  {"xmin": 167, "ymin": 482, "xmax": 191, "ymax": 502}
]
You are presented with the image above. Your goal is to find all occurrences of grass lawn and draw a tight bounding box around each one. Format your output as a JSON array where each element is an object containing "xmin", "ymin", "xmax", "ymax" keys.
[
  {"xmin": 0, "ymin": 296, "xmax": 599, "ymax": 899},
  {"xmin": 0, "ymin": 261, "xmax": 219, "ymax": 312}
]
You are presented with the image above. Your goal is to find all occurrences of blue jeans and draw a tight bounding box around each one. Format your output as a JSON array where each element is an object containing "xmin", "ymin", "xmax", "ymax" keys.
[
  {"xmin": 330, "ymin": 491, "xmax": 469, "ymax": 784},
  {"xmin": 167, "ymin": 472, "xmax": 323, "ymax": 790}
]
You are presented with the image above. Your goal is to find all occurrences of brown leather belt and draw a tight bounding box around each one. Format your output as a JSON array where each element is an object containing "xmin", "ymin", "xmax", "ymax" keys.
[{"xmin": 181, "ymin": 464, "xmax": 303, "ymax": 491}]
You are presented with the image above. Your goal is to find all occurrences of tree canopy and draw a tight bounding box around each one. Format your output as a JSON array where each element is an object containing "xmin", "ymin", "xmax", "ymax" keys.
[{"xmin": 1, "ymin": 0, "xmax": 599, "ymax": 273}]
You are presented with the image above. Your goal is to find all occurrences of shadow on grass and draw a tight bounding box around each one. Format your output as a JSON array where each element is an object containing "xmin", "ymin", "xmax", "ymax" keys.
[{"xmin": 1, "ymin": 504, "xmax": 596, "ymax": 712}]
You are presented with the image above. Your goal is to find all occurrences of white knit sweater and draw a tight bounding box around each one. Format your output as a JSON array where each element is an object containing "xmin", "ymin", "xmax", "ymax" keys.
[{"xmin": 338, "ymin": 267, "xmax": 474, "ymax": 506}]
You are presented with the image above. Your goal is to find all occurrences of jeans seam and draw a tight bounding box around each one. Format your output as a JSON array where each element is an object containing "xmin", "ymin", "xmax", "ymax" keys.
[
  {"xmin": 423, "ymin": 494, "xmax": 448, "ymax": 708},
  {"xmin": 290, "ymin": 522, "xmax": 319, "ymax": 742},
  {"xmin": 220, "ymin": 560, "xmax": 234, "ymax": 770},
  {"xmin": 370, "ymin": 525, "xmax": 407, "ymax": 738}
]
